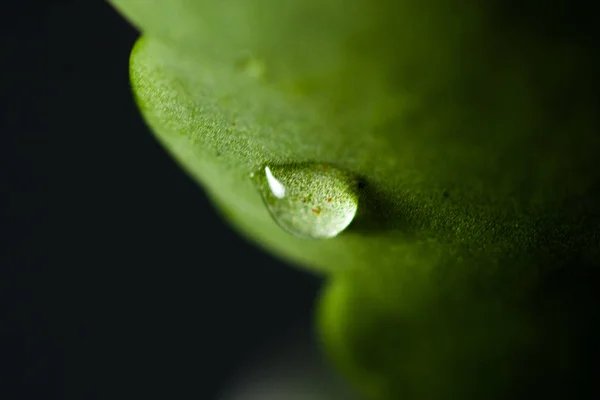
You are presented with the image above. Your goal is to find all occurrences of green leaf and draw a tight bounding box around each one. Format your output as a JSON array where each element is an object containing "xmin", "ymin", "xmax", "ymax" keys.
[{"xmin": 110, "ymin": 1, "xmax": 600, "ymax": 399}]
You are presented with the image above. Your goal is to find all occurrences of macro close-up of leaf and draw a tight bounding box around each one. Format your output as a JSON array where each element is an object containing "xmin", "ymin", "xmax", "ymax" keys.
[{"xmin": 108, "ymin": 1, "xmax": 599, "ymax": 399}]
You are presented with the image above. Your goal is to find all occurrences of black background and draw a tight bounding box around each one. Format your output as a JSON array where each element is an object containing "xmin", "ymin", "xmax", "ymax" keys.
[{"xmin": 1, "ymin": 1, "xmax": 321, "ymax": 399}]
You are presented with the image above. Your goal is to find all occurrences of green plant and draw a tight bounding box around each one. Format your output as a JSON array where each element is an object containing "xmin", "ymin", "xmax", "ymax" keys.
[{"xmin": 110, "ymin": 1, "xmax": 599, "ymax": 399}]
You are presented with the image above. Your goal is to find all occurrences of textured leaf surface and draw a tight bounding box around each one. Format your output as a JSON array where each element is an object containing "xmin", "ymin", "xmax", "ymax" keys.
[{"xmin": 111, "ymin": 1, "xmax": 599, "ymax": 399}]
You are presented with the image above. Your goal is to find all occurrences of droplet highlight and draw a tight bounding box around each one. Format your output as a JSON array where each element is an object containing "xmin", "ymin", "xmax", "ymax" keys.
[{"xmin": 251, "ymin": 163, "xmax": 359, "ymax": 239}]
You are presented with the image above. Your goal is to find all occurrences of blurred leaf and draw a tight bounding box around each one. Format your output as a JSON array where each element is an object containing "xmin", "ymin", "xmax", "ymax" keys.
[{"xmin": 110, "ymin": 1, "xmax": 600, "ymax": 399}]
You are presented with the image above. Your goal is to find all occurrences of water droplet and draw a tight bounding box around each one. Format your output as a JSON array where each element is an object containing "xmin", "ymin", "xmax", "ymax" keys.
[
  {"xmin": 235, "ymin": 53, "xmax": 266, "ymax": 81},
  {"xmin": 251, "ymin": 163, "xmax": 359, "ymax": 239}
]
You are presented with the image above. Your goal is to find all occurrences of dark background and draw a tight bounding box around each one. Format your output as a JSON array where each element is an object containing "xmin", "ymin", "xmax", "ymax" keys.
[{"xmin": 1, "ymin": 1, "xmax": 322, "ymax": 399}]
